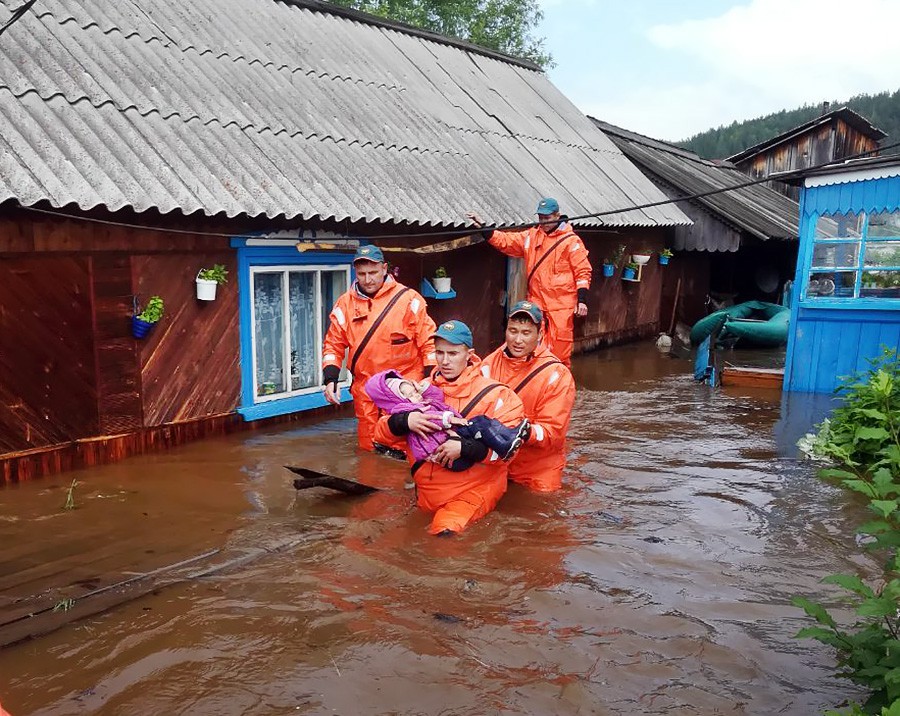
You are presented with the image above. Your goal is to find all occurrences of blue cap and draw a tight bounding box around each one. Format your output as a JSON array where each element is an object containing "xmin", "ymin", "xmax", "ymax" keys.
[
  {"xmin": 508, "ymin": 300, "xmax": 543, "ymax": 325},
  {"xmin": 535, "ymin": 197, "xmax": 559, "ymax": 215},
  {"xmin": 353, "ymin": 245, "xmax": 385, "ymax": 263},
  {"xmin": 432, "ymin": 320, "xmax": 473, "ymax": 348}
]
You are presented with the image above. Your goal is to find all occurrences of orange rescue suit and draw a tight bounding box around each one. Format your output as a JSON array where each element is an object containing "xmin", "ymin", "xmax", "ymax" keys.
[
  {"xmin": 489, "ymin": 224, "xmax": 592, "ymax": 366},
  {"xmin": 373, "ymin": 360, "xmax": 525, "ymax": 534},
  {"xmin": 323, "ymin": 275, "xmax": 436, "ymax": 450},
  {"xmin": 483, "ymin": 343, "xmax": 575, "ymax": 492}
]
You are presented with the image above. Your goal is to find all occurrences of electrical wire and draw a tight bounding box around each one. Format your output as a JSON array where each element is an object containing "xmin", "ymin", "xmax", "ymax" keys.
[
  {"xmin": 0, "ymin": 0, "xmax": 38, "ymax": 38},
  {"xmin": 15, "ymin": 140, "xmax": 900, "ymax": 244}
]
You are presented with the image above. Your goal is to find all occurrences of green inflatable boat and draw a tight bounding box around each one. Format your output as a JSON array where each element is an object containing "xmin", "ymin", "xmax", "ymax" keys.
[{"xmin": 690, "ymin": 301, "xmax": 790, "ymax": 348}]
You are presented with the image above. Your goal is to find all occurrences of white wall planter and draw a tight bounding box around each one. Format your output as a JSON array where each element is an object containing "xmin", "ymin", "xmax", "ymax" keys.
[
  {"xmin": 196, "ymin": 276, "xmax": 218, "ymax": 300},
  {"xmin": 433, "ymin": 276, "xmax": 452, "ymax": 293},
  {"xmin": 631, "ymin": 253, "xmax": 651, "ymax": 265}
]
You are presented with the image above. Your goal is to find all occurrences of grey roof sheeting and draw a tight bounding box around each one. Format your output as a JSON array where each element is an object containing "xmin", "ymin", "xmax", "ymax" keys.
[
  {"xmin": 593, "ymin": 119, "xmax": 798, "ymax": 244},
  {"xmin": 0, "ymin": 0, "xmax": 691, "ymax": 229}
]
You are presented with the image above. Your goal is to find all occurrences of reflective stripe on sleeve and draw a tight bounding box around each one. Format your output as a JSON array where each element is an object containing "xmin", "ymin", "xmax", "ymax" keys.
[
  {"xmin": 333, "ymin": 306, "xmax": 345, "ymax": 327},
  {"xmin": 410, "ymin": 298, "xmax": 421, "ymax": 314},
  {"xmin": 324, "ymin": 353, "xmax": 337, "ymax": 362},
  {"xmin": 532, "ymin": 424, "xmax": 545, "ymax": 442},
  {"xmin": 548, "ymin": 371, "xmax": 560, "ymax": 385},
  {"xmin": 577, "ymin": 280, "xmax": 589, "ymax": 287}
]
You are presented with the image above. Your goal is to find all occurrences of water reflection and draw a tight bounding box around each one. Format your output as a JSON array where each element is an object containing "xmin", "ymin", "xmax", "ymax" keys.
[{"xmin": 0, "ymin": 341, "xmax": 875, "ymax": 715}]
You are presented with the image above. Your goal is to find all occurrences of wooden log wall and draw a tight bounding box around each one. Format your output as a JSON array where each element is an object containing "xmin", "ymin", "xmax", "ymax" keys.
[
  {"xmin": 133, "ymin": 254, "xmax": 240, "ymax": 425},
  {"xmin": 574, "ymin": 228, "xmax": 668, "ymax": 352},
  {"xmin": 0, "ymin": 255, "xmax": 99, "ymax": 451}
]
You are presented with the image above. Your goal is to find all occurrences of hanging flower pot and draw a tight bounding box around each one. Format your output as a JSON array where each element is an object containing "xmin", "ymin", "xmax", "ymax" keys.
[
  {"xmin": 602, "ymin": 263, "xmax": 615, "ymax": 277},
  {"xmin": 432, "ymin": 266, "xmax": 452, "ymax": 293},
  {"xmin": 631, "ymin": 253, "xmax": 651, "ymax": 266},
  {"xmin": 131, "ymin": 296, "xmax": 164, "ymax": 339},
  {"xmin": 659, "ymin": 255, "xmax": 670, "ymax": 265},
  {"xmin": 659, "ymin": 249, "xmax": 673, "ymax": 265},
  {"xmin": 196, "ymin": 275, "xmax": 218, "ymax": 300},
  {"xmin": 131, "ymin": 316, "xmax": 154, "ymax": 339},
  {"xmin": 196, "ymin": 264, "xmax": 228, "ymax": 301}
]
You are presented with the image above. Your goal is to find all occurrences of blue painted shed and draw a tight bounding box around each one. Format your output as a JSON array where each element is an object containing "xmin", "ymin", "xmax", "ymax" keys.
[{"xmin": 784, "ymin": 156, "xmax": 900, "ymax": 392}]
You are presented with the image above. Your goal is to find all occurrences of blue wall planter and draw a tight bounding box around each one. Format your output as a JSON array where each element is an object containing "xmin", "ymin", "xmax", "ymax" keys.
[
  {"xmin": 659, "ymin": 255, "xmax": 670, "ymax": 265},
  {"xmin": 622, "ymin": 267, "xmax": 637, "ymax": 280},
  {"xmin": 131, "ymin": 316, "xmax": 155, "ymax": 339},
  {"xmin": 602, "ymin": 264, "xmax": 615, "ymax": 277}
]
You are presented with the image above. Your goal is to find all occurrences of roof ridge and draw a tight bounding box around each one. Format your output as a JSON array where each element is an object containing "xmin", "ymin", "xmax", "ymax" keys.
[{"xmin": 277, "ymin": 0, "xmax": 543, "ymax": 72}]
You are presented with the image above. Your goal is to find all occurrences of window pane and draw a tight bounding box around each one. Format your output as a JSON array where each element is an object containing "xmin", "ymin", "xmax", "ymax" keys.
[
  {"xmin": 812, "ymin": 241, "xmax": 859, "ymax": 268},
  {"xmin": 867, "ymin": 210, "xmax": 900, "ymax": 239},
  {"xmin": 254, "ymin": 272, "xmax": 285, "ymax": 396},
  {"xmin": 288, "ymin": 272, "xmax": 317, "ymax": 391},
  {"xmin": 861, "ymin": 270, "xmax": 900, "ymax": 298},
  {"xmin": 814, "ymin": 211, "xmax": 863, "ymax": 239},
  {"xmin": 321, "ymin": 270, "xmax": 349, "ymax": 381},
  {"xmin": 806, "ymin": 271, "xmax": 856, "ymax": 298},
  {"xmin": 865, "ymin": 241, "xmax": 900, "ymax": 267}
]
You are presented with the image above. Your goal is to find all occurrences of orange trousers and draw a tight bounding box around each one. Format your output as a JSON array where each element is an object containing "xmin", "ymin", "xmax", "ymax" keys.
[{"xmin": 544, "ymin": 308, "xmax": 574, "ymax": 366}]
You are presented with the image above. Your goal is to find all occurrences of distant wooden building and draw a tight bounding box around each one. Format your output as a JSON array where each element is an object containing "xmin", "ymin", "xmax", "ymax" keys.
[
  {"xmin": 0, "ymin": 0, "xmax": 690, "ymax": 482},
  {"xmin": 727, "ymin": 106, "xmax": 886, "ymax": 200},
  {"xmin": 594, "ymin": 120, "xmax": 799, "ymax": 328},
  {"xmin": 784, "ymin": 156, "xmax": 900, "ymax": 392}
]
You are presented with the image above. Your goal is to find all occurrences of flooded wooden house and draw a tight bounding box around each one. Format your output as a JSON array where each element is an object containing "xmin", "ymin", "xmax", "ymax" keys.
[
  {"xmin": 727, "ymin": 106, "xmax": 886, "ymax": 201},
  {"xmin": 784, "ymin": 155, "xmax": 900, "ymax": 392},
  {"xmin": 0, "ymin": 0, "xmax": 690, "ymax": 482},
  {"xmin": 593, "ymin": 120, "xmax": 799, "ymax": 328}
]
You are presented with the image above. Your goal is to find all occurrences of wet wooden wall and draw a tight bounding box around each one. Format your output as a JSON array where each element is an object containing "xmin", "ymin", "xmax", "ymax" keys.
[
  {"xmin": 133, "ymin": 254, "xmax": 240, "ymax": 425},
  {"xmin": 0, "ymin": 255, "xmax": 98, "ymax": 452},
  {"xmin": 575, "ymin": 228, "xmax": 668, "ymax": 351},
  {"xmin": 0, "ymin": 211, "xmax": 241, "ymax": 479}
]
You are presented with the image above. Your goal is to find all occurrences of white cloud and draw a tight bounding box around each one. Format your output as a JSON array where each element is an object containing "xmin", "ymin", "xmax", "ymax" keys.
[{"xmin": 647, "ymin": 0, "xmax": 900, "ymax": 106}]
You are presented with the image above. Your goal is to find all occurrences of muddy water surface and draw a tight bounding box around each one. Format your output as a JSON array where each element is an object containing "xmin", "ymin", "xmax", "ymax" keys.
[{"xmin": 0, "ymin": 343, "xmax": 876, "ymax": 715}]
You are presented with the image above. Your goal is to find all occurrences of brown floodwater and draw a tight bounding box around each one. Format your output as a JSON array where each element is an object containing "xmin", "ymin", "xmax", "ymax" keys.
[{"xmin": 0, "ymin": 341, "xmax": 876, "ymax": 715}]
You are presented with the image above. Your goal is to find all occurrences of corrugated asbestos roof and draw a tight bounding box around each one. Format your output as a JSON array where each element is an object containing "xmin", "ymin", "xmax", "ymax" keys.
[
  {"xmin": 593, "ymin": 119, "xmax": 798, "ymax": 245},
  {"xmin": 0, "ymin": 0, "xmax": 691, "ymax": 229}
]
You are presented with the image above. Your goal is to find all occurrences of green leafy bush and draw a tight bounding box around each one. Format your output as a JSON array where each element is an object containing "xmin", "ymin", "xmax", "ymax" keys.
[
  {"xmin": 434, "ymin": 266, "xmax": 448, "ymax": 278},
  {"xmin": 198, "ymin": 264, "xmax": 228, "ymax": 285},
  {"xmin": 795, "ymin": 349, "xmax": 900, "ymax": 714},
  {"xmin": 136, "ymin": 295, "xmax": 164, "ymax": 323}
]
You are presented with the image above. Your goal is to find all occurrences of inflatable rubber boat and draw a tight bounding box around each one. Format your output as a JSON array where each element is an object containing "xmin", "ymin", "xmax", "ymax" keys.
[{"xmin": 690, "ymin": 301, "xmax": 789, "ymax": 348}]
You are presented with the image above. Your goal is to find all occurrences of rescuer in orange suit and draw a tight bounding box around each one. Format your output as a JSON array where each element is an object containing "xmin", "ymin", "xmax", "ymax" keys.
[
  {"xmin": 372, "ymin": 320, "xmax": 526, "ymax": 535},
  {"xmin": 483, "ymin": 300, "xmax": 576, "ymax": 492},
  {"xmin": 322, "ymin": 245, "xmax": 436, "ymax": 451},
  {"xmin": 467, "ymin": 197, "xmax": 592, "ymax": 366}
]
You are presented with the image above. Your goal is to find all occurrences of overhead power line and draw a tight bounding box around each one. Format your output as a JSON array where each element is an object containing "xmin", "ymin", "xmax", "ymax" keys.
[{"xmin": 0, "ymin": 0, "xmax": 38, "ymax": 38}]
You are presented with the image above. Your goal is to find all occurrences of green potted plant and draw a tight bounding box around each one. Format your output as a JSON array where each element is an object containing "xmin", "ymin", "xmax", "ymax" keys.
[
  {"xmin": 603, "ymin": 244, "xmax": 625, "ymax": 277},
  {"xmin": 622, "ymin": 261, "xmax": 639, "ymax": 281},
  {"xmin": 659, "ymin": 248, "xmax": 673, "ymax": 265},
  {"xmin": 433, "ymin": 266, "xmax": 452, "ymax": 293},
  {"xmin": 132, "ymin": 295, "xmax": 164, "ymax": 338},
  {"xmin": 196, "ymin": 264, "xmax": 228, "ymax": 300}
]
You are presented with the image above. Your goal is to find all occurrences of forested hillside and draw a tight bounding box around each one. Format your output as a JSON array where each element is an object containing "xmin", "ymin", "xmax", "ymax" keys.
[{"xmin": 680, "ymin": 89, "xmax": 900, "ymax": 159}]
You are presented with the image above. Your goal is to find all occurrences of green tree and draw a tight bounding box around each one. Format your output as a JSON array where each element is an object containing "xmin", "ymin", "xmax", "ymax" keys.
[{"xmin": 329, "ymin": 0, "xmax": 552, "ymax": 68}]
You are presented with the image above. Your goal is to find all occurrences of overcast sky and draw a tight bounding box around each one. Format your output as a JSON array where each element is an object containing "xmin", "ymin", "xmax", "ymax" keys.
[{"xmin": 539, "ymin": 0, "xmax": 900, "ymax": 142}]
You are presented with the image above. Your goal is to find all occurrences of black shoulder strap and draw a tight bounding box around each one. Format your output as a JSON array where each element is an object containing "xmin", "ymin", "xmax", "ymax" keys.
[
  {"xmin": 513, "ymin": 359, "xmax": 562, "ymax": 393},
  {"xmin": 459, "ymin": 382, "xmax": 504, "ymax": 417},
  {"xmin": 526, "ymin": 233, "xmax": 575, "ymax": 288},
  {"xmin": 348, "ymin": 287, "xmax": 411, "ymax": 375}
]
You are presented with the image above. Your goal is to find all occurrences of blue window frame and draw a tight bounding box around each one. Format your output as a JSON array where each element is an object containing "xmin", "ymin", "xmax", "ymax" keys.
[
  {"xmin": 804, "ymin": 209, "xmax": 900, "ymax": 303},
  {"xmin": 231, "ymin": 238, "xmax": 355, "ymax": 420}
]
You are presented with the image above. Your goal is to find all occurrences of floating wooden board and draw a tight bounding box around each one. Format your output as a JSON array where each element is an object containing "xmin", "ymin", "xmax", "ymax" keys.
[{"xmin": 721, "ymin": 366, "xmax": 784, "ymax": 389}]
